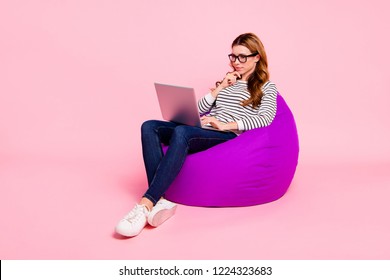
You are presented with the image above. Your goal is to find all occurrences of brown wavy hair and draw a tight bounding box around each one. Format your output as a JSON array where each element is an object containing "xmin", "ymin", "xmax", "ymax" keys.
[{"xmin": 232, "ymin": 33, "xmax": 270, "ymax": 108}]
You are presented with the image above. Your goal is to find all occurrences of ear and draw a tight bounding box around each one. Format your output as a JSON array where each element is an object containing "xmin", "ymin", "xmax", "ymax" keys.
[{"xmin": 255, "ymin": 53, "xmax": 260, "ymax": 62}]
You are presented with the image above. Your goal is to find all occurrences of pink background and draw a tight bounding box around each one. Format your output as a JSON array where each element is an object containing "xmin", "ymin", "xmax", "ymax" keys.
[{"xmin": 1, "ymin": 0, "xmax": 389, "ymax": 259}]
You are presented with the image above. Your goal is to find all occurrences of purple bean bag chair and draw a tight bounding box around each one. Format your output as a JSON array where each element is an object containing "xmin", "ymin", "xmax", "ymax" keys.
[{"xmin": 164, "ymin": 93, "xmax": 299, "ymax": 207}]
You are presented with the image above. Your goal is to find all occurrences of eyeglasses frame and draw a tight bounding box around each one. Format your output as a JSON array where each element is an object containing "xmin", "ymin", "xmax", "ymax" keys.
[{"xmin": 228, "ymin": 52, "xmax": 259, "ymax": 63}]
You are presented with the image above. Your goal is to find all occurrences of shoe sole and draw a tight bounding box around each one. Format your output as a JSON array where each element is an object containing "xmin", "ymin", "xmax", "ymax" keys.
[
  {"xmin": 115, "ymin": 225, "xmax": 144, "ymax": 237},
  {"xmin": 149, "ymin": 205, "xmax": 177, "ymax": 227},
  {"xmin": 115, "ymin": 227, "xmax": 142, "ymax": 237},
  {"xmin": 115, "ymin": 219, "xmax": 148, "ymax": 237}
]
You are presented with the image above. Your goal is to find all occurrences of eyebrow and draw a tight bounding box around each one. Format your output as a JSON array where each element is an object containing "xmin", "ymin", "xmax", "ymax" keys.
[{"xmin": 231, "ymin": 53, "xmax": 251, "ymax": 56}]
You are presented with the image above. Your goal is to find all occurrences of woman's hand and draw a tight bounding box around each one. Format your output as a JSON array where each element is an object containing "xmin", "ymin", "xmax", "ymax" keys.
[
  {"xmin": 200, "ymin": 116, "xmax": 237, "ymax": 131},
  {"xmin": 220, "ymin": 71, "xmax": 241, "ymax": 89},
  {"xmin": 210, "ymin": 71, "xmax": 242, "ymax": 98},
  {"xmin": 201, "ymin": 116, "xmax": 224, "ymax": 130}
]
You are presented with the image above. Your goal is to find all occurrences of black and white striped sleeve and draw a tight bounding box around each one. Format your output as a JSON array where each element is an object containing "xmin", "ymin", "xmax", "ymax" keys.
[
  {"xmin": 236, "ymin": 82, "xmax": 278, "ymax": 131},
  {"xmin": 197, "ymin": 93, "xmax": 216, "ymax": 114}
]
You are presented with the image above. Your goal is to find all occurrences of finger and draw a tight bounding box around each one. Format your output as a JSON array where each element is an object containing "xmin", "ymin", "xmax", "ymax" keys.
[
  {"xmin": 232, "ymin": 71, "xmax": 241, "ymax": 79},
  {"xmin": 225, "ymin": 72, "xmax": 235, "ymax": 79},
  {"xmin": 227, "ymin": 76, "xmax": 237, "ymax": 85},
  {"xmin": 209, "ymin": 122, "xmax": 221, "ymax": 130},
  {"xmin": 227, "ymin": 72, "xmax": 240, "ymax": 81},
  {"xmin": 200, "ymin": 117, "xmax": 208, "ymax": 124}
]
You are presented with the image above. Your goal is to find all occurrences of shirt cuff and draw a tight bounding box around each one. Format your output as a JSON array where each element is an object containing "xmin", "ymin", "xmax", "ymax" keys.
[
  {"xmin": 204, "ymin": 92, "xmax": 216, "ymax": 104},
  {"xmin": 236, "ymin": 120, "xmax": 245, "ymax": 131}
]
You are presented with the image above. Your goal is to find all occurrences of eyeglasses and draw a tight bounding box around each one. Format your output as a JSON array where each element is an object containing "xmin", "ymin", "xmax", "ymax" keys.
[{"xmin": 228, "ymin": 52, "xmax": 258, "ymax": 63}]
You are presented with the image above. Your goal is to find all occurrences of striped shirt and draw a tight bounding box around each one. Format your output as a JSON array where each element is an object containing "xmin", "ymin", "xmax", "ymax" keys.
[{"xmin": 198, "ymin": 80, "xmax": 278, "ymax": 132}]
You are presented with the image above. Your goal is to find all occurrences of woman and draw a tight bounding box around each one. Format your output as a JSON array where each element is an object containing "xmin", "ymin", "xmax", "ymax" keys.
[{"xmin": 116, "ymin": 33, "xmax": 278, "ymax": 237}]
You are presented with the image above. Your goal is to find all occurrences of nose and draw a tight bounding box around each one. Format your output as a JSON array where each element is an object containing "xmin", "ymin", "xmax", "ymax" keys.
[{"xmin": 233, "ymin": 59, "xmax": 241, "ymax": 65}]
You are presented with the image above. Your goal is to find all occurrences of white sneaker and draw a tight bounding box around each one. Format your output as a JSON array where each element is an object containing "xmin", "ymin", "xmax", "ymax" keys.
[
  {"xmin": 115, "ymin": 204, "xmax": 149, "ymax": 237},
  {"xmin": 148, "ymin": 198, "xmax": 177, "ymax": 227}
]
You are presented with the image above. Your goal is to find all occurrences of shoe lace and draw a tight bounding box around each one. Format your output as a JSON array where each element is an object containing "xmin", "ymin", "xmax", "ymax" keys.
[{"xmin": 123, "ymin": 205, "xmax": 147, "ymax": 223}]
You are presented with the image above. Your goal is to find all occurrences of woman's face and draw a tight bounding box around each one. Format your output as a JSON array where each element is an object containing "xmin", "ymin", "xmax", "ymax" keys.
[{"xmin": 230, "ymin": 45, "xmax": 259, "ymax": 81}]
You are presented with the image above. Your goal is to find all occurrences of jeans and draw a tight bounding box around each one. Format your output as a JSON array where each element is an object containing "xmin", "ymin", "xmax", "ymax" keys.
[{"xmin": 141, "ymin": 120, "xmax": 237, "ymax": 204}]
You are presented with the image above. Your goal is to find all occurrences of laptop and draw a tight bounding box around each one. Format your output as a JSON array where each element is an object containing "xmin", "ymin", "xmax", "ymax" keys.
[{"xmin": 154, "ymin": 83, "xmax": 224, "ymax": 131}]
